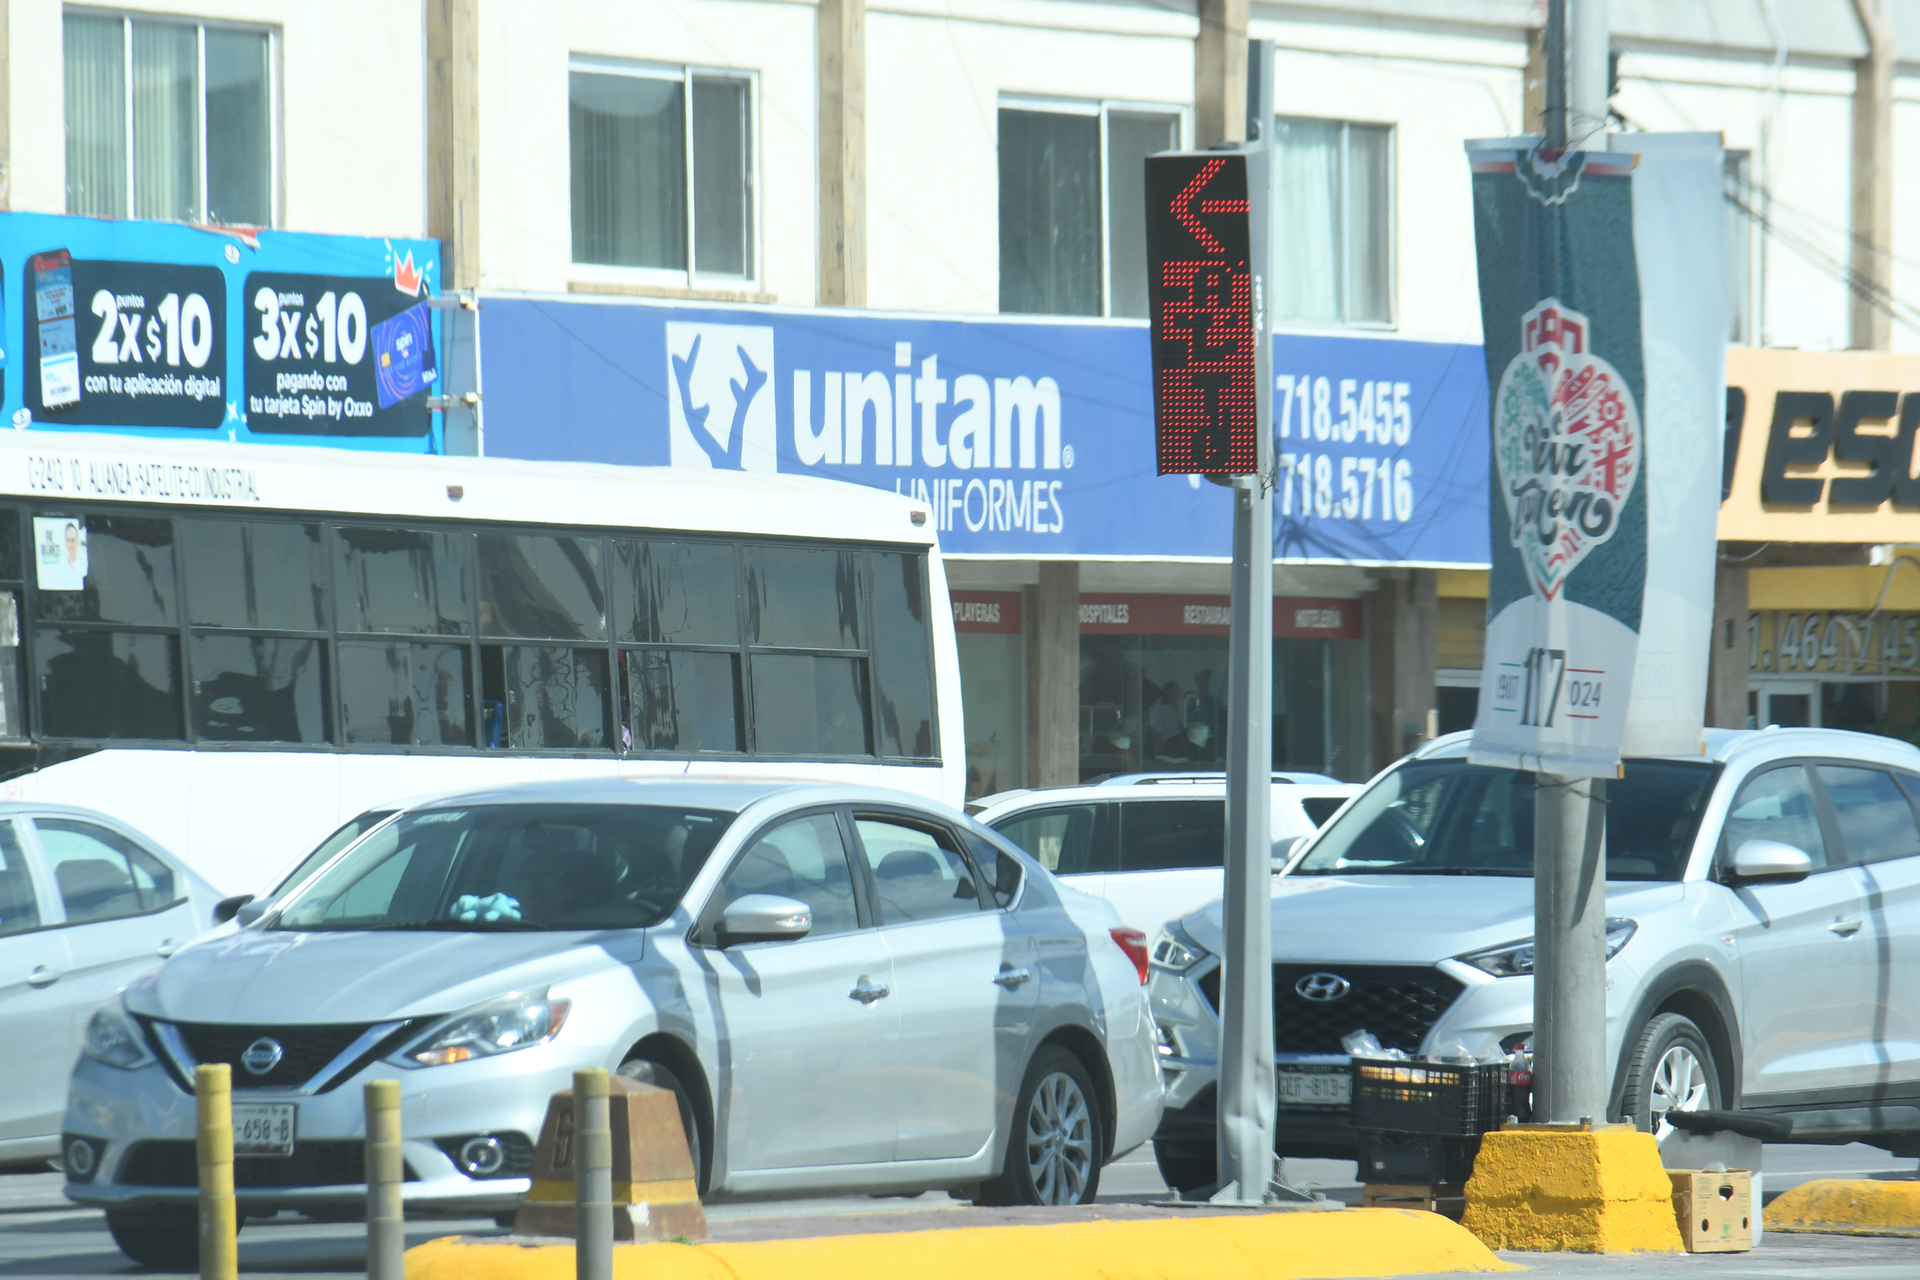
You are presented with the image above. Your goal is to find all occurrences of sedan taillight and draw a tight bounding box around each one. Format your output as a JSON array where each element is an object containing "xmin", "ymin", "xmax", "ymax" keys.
[{"xmin": 1109, "ymin": 927, "xmax": 1150, "ymax": 984}]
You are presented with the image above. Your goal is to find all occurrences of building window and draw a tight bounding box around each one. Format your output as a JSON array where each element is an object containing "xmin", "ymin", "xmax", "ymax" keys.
[
  {"xmin": 63, "ymin": 11, "xmax": 274, "ymax": 226},
  {"xmin": 1272, "ymin": 116, "xmax": 1392, "ymax": 326},
  {"xmin": 1725, "ymin": 151, "xmax": 1753, "ymax": 344},
  {"xmin": 569, "ymin": 59, "xmax": 756, "ymax": 283},
  {"xmin": 998, "ymin": 100, "xmax": 1184, "ymax": 319}
]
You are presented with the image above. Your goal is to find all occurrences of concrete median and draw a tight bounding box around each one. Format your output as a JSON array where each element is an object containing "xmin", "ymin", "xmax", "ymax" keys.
[{"xmin": 1764, "ymin": 1179, "xmax": 1920, "ymax": 1238}]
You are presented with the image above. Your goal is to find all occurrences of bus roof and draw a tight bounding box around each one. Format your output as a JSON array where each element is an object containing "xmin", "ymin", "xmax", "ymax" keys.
[{"xmin": 0, "ymin": 429, "xmax": 937, "ymax": 547}]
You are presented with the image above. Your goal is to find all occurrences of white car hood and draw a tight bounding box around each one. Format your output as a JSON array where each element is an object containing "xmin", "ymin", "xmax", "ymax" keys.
[
  {"xmin": 127, "ymin": 926, "xmax": 645, "ymax": 1024},
  {"xmin": 1180, "ymin": 875, "xmax": 1684, "ymax": 965}
]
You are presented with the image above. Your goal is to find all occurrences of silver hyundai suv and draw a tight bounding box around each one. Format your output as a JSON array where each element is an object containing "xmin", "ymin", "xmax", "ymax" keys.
[{"xmin": 1146, "ymin": 727, "xmax": 1920, "ymax": 1192}]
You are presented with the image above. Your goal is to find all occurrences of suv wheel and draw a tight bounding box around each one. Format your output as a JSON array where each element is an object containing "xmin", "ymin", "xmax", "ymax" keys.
[
  {"xmin": 1619, "ymin": 1012, "xmax": 1719, "ymax": 1138},
  {"xmin": 616, "ymin": 1057, "xmax": 706, "ymax": 1193},
  {"xmin": 1152, "ymin": 1141, "xmax": 1217, "ymax": 1195},
  {"xmin": 974, "ymin": 1046, "xmax": 1104, "ymax": 1206},
  {"xmin": 106, "ymin": 1205, "xmax": 210, "ymax": 1270}
]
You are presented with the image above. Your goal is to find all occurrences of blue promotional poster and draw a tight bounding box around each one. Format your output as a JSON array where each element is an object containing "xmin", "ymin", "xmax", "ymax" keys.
[
  {"xmin": 0, "ymin": 212, "xmax": 441, "ymax": 449},
  {"xmin": 479, "ymin": 295, "xmax": 1491, "ymax": 565}
]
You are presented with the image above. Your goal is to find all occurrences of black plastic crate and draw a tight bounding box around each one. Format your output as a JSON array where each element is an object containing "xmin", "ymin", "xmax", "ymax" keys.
[
  {"xmin": 1354, "ymin": 1131, "xmax": 1481, "ymax": 1186},
  {"xmin": 1350, "ymin": 1058, "xmax": 1510, "ymax": 1137}
]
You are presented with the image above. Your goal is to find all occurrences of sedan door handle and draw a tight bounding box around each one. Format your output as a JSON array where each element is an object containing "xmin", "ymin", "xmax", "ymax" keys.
[
  {"xmin": 993, "ymin": 965, "xmax": 1032, "ymax": 989},
  {"xmin": 1829, "ymin": 917, "xmax": 1864, "ymax": 937},
  {"xmin": 26, "ymin": 965, "xmax": 61, "ymax": 988},
  {"xmin": 849, "ymin": 977, "xmax": 891, "ymax": 1004},
  {"xmin": 156, "ymin": 939, "xmax": 179, "ymax": 958}
]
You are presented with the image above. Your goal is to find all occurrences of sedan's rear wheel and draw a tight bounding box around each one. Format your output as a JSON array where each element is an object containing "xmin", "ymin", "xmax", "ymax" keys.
[
  {"xmin": 1619, "ymin": 1012, "xmax": 1719, "ymax": 1139},
  {"xmin": 974, "ymin": 1045, "xmax": 1104, "ymax": 1206}
]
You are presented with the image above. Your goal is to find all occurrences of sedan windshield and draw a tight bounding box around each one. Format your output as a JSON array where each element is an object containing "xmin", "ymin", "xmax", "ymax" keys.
[
  {"xmin": 1293, "ymin": 759, "xmax": 1716, "ymax": 881},
  {"xmin": 272, "ymin": 804, "xmax": 733, "ymax": 932}
]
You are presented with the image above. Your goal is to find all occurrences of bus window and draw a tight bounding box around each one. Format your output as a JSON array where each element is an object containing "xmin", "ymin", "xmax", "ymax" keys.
[
  {"xmin": 184, "ymin": 519, "xmax": 327, "ymax": 630},
  {"xmin": 338, "ymin": 641, "xmax": 472, "ymax": 745},
  {"xmin": 744, "ymin": 545, "xmax": 862, "ymax": 650},
  {"xmin": 478, "ymin": 534, "xmax": 606, "ymax": 642},
  {"xmin": 190, "ymin": 635, "xmax": 330, "ymax": 743},
  {"xmin": 334, "ymin": 527, "xmax": 470, "ymax": 636},
  {"xmin": 482, "ymin": 644, "xmax": 611, "ymax": 749},
  {"xmin": 614, "ymin": 540, "xmax": 736, "ymax": 645},
  {"xmin": 36, "ymin": 630, "xmax": 183, "ymax": 739},
  {"xmin": 624, "ymin": 649, "xmax": 742, "ymax": 752},
  {"xmin": 871, "ymin": 552, "xmax": 934, "ymax": 758},
  {"xmin": 35, "ymin": 515, "xmax": 176, "ymax": 626},
  {"xmin": 752, "ymin": 654, "xmax": 871, "ymax": 756}
]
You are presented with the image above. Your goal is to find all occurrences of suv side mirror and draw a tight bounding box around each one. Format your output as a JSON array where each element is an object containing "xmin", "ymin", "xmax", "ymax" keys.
[
  {"xmin": 1730, "ymin": 839, "xmax": 1814, "ymax": 884},
  {"xmin": 717, "ymin": 894, "xmax": 813, "ymax": 947},
  {"xmin": 212, "ymin": 894, "xmax": 254, "ymax": 925},
  {"xmin": 1271, "ymin": 835, "xmax": 1305, "ymax": 873}
]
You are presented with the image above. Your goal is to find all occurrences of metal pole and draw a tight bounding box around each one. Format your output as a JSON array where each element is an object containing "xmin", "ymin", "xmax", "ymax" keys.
[
  {"xmin": 195, "ymin": 1064, "xmax": 237, "ymax": 1280},
  {"xmin": 364, "ymin": 1081, "xmax": 404, "ymax": 1280},
  {"xmin": 1532, "ymin": 774, "xmax": 1609, "ymax": 1123},
  {"xmin": 574, "ymin": 1069, "xmax": 614, "ymax": 1280},
  {"xmin": 1544, "ymin": 0, "xmax": 1568, "ymax": 150},
  {"xmin": 1568, "ymin": 0, "xmax": 1611, "ymax": 147},
  {"xmin": 1214, "ymin": 37, "xmax": 1277, "ymax": 1206}
]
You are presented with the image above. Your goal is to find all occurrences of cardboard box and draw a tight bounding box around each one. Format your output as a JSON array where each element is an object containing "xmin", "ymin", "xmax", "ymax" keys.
[{"xmin": 1669, "ymin": 1169, "xmax": 1754, "ymax": 1253}]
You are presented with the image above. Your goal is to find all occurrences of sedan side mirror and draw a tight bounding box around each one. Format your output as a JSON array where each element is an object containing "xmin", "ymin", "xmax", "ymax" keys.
[
  {"xmin": 1271, "ymin": 835, "xmax": 1305, "ymax": 873},
  {"xmin": 213, "ymin": 894, "xmax": 254, "ymax": 925},
  {"xmin": 717, "ymin": 894, "xmax": 812, "ymax": 947},
  {"xmin": 1730, "ymin": 839, "xmax": 1814, "ymax": 884},
  {"xmin": 236, "ymin": 899, "xmax": 267, "ymax": 926}
]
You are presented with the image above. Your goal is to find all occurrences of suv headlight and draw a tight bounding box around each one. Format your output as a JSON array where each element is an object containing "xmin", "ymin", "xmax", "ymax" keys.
[
  {"xmin": 83, "ymin": 1002, "xmax": 155, "ymax": 1070},
  {"xmin": 389, "ymin": 991, "xmax": 571, "ymax": 1068},
  {"xmin": 1151, "ymin": 921, "xmax": 1212, "ymax": 974},
  {"xmin": 1458, "ymin": 917, "xmax": 1637, "ymax": 977}
]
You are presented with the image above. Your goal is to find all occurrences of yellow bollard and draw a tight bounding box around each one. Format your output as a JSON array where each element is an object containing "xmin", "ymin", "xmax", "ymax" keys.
[
  {"xmin": 195, "ymin": 1063, "xmax": 238, "ymax": 1280},
  {"xmin": 574, "ymin": 1069, "xmax": 613, "ymax": 1280},
  {"xmin": 365, "ymin": 1080, "xmax": 405, "ymax": 1280}
]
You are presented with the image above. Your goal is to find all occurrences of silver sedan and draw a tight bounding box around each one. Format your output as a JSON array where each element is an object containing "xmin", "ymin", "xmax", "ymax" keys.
[{"xmin": 63, "ymin": 779, "xmax": 1163, "ymax": 1267}]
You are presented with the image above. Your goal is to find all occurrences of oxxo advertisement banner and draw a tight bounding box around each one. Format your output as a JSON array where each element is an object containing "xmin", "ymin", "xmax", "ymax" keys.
[
  {"xmin": 480, "ymin": 296, "xmax": 1491, "ymax": 564},
  {"xmin": 1465, "ymin": 135, "xmax": 1724, "ymax": 775},
  {"xmin": 0, "ymin": 212, "xmax": 442, "ymax": 449}
]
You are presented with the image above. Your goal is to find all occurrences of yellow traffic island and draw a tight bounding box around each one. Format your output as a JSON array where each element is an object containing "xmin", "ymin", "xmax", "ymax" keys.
[
  {"xmin": 405, "ymin": 1207, "xmax": 1517, "ymax": 1280},
  {"xmin": 1461, "ymin": 1124, "xmax": 1684, "ymax": 1253},
  {"xmin": 1765, "ymin": 1179, "xmax": 1920, "ymax": 1238}
]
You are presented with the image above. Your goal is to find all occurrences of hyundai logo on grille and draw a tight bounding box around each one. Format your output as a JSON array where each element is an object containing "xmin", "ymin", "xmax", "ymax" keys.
[
  {"xmin": 1294, "ymin": 972, "xmax": 1351, "ymax": 1002},
  {"xmin": 240, "ymin": 1037, "xmax": 284, "ymax": 1076}
]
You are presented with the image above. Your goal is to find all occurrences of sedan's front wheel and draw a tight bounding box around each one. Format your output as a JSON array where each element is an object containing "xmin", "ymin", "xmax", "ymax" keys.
[{"xmin": 975, "ymin": 1045, "xmax": 1104, "ymax": 1206}]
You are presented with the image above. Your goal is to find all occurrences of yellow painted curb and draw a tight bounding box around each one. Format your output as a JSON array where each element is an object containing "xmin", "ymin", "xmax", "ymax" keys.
[
  {"xmin": 1765, "ymin": 1179, "xmax": 1920, "ymax": 1238},
  {"xmin": 404, "ymin": 1208, "xmax": 1519, "ymax": 1280},
  {"xmin": 1462, "ymin": 1126, "xmax": 1684, "ymax": 1253}
]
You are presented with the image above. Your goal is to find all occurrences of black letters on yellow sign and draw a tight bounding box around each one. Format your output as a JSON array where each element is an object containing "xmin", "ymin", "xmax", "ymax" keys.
[{"xmin": 1752, "ymin": 387, "xmax": 1920, "ymax": 508}]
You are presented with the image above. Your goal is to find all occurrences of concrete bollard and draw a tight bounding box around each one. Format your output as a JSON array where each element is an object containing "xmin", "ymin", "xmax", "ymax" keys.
[
  {"xmin": 574, "ymin": 1069, "xmax": 613, "ymax": 1280},
  {"xmin": 365, "ymin": 1080, "xmax": 405, "ymax": 1280},
  {"xmin": 195, "ymin": 1063, "xmax": 237, "ymax": 1280}
]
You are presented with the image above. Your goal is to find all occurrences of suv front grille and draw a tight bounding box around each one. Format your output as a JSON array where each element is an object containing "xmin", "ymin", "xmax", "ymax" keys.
[
  {"xmin": 1198, "ymin": 963, "xmax": 1465, "ymax": 1055},
  {"xmin": 119, "ymin": 1140, "xmax": 418, "ymax": 1189},
  {"xmin": 169, "ymin": 1022, "xmax": 375, "ymax": 1091}
]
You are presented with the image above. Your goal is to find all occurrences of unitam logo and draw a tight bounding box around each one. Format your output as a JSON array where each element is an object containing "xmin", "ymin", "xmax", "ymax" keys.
[{"xmin": 664, "ymin": 323, "xmax": 779, "ymax": 473}]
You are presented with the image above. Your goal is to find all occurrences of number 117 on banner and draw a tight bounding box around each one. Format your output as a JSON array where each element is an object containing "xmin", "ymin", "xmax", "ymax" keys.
[{"xmin": 1143, "ymin": 152, "xmax": 1260, "ymax": 476}]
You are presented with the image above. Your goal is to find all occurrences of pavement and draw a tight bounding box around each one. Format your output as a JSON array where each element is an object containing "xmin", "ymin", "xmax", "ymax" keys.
[{"xmin": 0, "ymin": 1143, "xmax": 1914, "ymax": 1278}]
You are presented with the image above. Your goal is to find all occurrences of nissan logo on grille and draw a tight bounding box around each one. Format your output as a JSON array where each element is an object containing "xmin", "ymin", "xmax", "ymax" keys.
[
  {"xmin": 1294, "ymin": 972, "xmax": 1351, "ymax": 1002},
  {"xmin": 240, "ymin": 1037, "xmax": 284, "ymax": 1076}
]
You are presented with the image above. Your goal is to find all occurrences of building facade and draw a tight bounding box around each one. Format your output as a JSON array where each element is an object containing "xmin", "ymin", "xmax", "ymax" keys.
[{"xmin": 8, "ymin": 0, "xmax": 1920, "ymax": 793}]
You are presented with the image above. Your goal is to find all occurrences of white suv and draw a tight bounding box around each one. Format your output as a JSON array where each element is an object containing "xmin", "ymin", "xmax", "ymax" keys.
[
  {"xmin": 975, "ymin": 775, "xmax": 1358, "ymax": 934},
  {"xmin": 1145, "ymin": 728, "xmax": 1920, "ymax": 1192}
]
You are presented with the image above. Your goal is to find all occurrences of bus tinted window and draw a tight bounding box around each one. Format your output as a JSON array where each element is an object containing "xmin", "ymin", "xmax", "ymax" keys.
[
  {"xmin": 334, "ymin": 528, "xmax": 470, "ymax": 635},
  {"xmin": 745, "ymin": 546, "xmax": 861, "ymax": 649},
  {"xmin": 338, "ymin": 641, "xmax": 471, "ymax": 745},
  {"xmin": 626, "ymin": 649, "xmax": 742, "ymax": 752},
  {"xmin": 0, "ymin": 509, "xmax": 21, "ymax": 581},
  {"xmin": 190, "ymin": 635, "xmax": 329, "ymax": 743},
  {"xmin": 488, "ymin": 645, "xmax": 611, "ymax": 749},
  {"xmin": 615, "ymin": 540, "xmax": 736, "ymax": 645},
  {"xmin": 871, "ymin": 552, "xmax": 934, "ymax": 758},
  {"xmin": 36, "ymin": 515, "xmax": 176, "ymax": 626},
  {"xmin": 479, "ymin": 534, "xmax": 606, "ymax": 641},
  {"xmin": 752, "ymin": 653, "xmax": 870, "ymax": 756},
  {"xmin": 37, "ymin": 630, "xmax": 183, "ymax": 739},
  {"xmin": 185, "ymin": 520, "xmax": 328, "ymax": 630}
]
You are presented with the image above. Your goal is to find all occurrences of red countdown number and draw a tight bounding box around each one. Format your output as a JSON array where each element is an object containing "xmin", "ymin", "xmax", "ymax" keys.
[{"xmin": 1144, "ymin": 153, "xmax": 1258, "ymax": 476}]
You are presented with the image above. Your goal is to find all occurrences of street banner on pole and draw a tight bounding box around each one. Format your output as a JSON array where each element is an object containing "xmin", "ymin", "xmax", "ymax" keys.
[{"xmin": 1464, "ymin": 145, "xmax": 1648, "ymax": 777}]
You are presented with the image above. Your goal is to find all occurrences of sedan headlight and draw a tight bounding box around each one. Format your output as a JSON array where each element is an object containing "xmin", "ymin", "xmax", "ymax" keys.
[
  {"xmin": 1458, "ymin": 917, "xmax": 1637, "ymax": 977},
  {"xmin": 1150, "ymin": 921, "xmax": 1212, "ymax": 973},
  {"xmin": 83, "ymin": 1003, "xmax": 155, "ymax": 1070},
  {"xmin": 390, "ymin": 991, "xmax": 571, "ymax": 1068}
]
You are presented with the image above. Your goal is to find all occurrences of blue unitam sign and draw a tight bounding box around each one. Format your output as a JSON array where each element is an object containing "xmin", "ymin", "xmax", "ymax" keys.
[
  {"xmin": 479, "ymin": 294, "xmax": 1490, "ymax": 565},
  {"xmin": 0, "ymin": 211, "xmax": 442, "ymax": 450}
]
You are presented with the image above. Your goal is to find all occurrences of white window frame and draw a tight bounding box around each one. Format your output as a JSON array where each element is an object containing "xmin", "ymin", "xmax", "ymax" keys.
[
  {"xmin": 567, "ymin": 55, "xmax": 763, "ymax": 292},
  {"xmin": 62, "ymin": 6, "xmax": 281, "ymax": 228},
  {"xmin": 999, "ymin": 94, "xmax": 1191, "ymax": 319},
  {"xmin": 1272, "ymin": 114, "xmax": 1397, "ymax": 331}
]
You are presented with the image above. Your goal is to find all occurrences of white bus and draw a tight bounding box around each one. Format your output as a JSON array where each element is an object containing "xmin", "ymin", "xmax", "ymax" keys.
[{"xmin": 0, "ymin": 431, "xmax": 960, "ymax": 893}]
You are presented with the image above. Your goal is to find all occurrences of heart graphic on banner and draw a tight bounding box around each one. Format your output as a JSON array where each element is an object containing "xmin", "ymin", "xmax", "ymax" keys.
[{"xmin": 1494, "ymin": 298, "xmax": 1642, "ymax": 602}]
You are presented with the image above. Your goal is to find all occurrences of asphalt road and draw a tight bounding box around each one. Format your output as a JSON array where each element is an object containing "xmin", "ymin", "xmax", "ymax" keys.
[{"xmin": 0, "ymin": 1144, "xmax": 1912, "ymax": 1279}]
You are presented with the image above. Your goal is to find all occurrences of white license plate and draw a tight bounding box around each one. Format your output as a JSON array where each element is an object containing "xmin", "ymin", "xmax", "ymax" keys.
[
  {"xmin": 1278, "ymin": 1069, "xmax": 1352, "ymax": 1107},
  {"xmin": 232, "ymin": 1102, "xmax": 296, "ymax": 1156}
]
